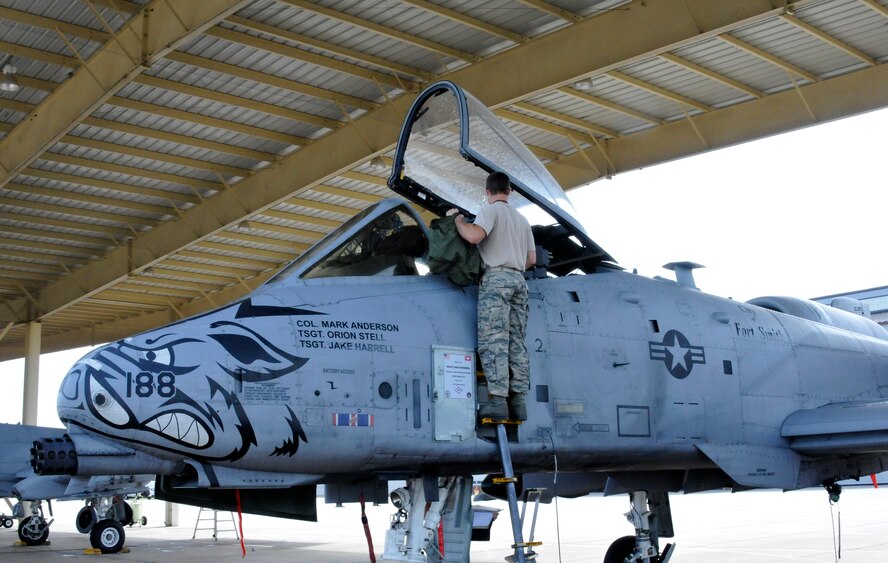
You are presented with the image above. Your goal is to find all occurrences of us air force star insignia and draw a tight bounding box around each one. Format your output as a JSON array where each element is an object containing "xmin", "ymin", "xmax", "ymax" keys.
[{"xmin": 649, "ymin": 329, "xmax": 705, "ymax": 379}]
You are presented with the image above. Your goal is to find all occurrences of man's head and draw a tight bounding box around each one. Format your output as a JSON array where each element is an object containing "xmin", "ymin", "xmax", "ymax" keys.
[{"xmin": 485, "ymin": 172, "xmax": 511, "ymax": 196}]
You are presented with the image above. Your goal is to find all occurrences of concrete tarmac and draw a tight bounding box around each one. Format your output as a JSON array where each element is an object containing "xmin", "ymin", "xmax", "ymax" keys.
[{"xmin": 2, "ymin": 485, "xmax": 888, "ymax": 562}]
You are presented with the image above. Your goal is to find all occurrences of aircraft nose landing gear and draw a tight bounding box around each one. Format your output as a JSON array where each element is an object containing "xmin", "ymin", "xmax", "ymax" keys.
[{"xmin": 603, "ymin": 491, "xmax": 674, "ymax": 563}]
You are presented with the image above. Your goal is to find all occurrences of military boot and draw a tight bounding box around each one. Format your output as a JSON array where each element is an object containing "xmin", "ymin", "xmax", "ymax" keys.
[
  {"xmin": 479, "ymin": 395, "xmax": 509, "ymax": 420},
  {"xmin": 508, "ymin": 393, "xmax": 527, "ymax": 421}
]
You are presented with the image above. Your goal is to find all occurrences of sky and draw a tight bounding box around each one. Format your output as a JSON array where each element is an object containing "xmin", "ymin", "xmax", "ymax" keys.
[{"xmin": 1, "ymin": 106, "xmax": 886, "ymax": 429}]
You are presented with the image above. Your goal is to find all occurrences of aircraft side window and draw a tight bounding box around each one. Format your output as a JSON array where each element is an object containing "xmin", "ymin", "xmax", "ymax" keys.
[{"xmin": 302, "ymin": 209, "xmax": 429, "ymax": 279}]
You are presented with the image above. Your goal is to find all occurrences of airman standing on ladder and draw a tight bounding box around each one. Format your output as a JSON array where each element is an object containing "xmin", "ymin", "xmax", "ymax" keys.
[{"xmin": 451, "ymin": 171, "xmax": 536, "ymax": 421}]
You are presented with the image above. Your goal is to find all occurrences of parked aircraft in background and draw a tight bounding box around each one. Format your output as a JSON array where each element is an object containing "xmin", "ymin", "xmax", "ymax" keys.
[
  {"xmin": 29, "ymin": 81, "xmax": 888, "ymax": 562},
  {"xmin": 1, "ymin": 423, "xmax": 150, "ymax": 551}
]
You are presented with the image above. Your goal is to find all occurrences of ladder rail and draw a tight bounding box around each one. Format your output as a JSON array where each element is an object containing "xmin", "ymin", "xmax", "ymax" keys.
[{"xmin": 494, "ymin": 423, "xmax": 527, "ymax": 563}]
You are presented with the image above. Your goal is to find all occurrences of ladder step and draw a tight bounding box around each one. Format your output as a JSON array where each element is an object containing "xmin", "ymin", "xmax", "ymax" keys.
[
  {"xmin": 492, "ymin": 477, "xmax": 517, "ymax": 484},
  {"xmin": 480, "ymin": 417, "xmax": 523, "ymax": 425},
  {"xmin": 512, "ymin": 541, "xmax": 543, "ymax": 548}
]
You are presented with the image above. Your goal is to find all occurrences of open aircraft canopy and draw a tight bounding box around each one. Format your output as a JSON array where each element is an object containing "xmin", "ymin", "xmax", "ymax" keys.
[{"xmin": 388, "ymin": 81, "xmax": 615, "ymax": 273}]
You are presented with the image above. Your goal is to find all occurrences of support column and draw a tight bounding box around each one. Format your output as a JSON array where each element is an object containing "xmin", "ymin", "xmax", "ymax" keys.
[
  {"xmin": 22, "ymin": 321, "xmax": 41, "ymax": 425},
  {"xmin": 165, "ymin": 501, "xmax": 178, "ymax": 527}
]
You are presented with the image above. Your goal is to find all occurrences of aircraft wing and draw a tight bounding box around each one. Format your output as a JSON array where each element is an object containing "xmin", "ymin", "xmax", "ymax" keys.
[{"xmin": 782, "ymin": 400, "xmax": 888, "ymax": 456}]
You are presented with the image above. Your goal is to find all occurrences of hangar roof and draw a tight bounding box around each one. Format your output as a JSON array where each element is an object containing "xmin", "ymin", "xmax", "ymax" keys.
[{"xmin": 0, "ymin": 0, "xmax": 886, "ymax": 360}]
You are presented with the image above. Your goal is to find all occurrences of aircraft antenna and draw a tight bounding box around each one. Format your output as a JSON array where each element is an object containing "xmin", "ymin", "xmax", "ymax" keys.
[
  {"xmin": 548, "ymin": 435, "xmax": 564, "ymax": 563},
  {"xmin": 825, "ymin": 481, "xmax": 842, "ymax": 562}
]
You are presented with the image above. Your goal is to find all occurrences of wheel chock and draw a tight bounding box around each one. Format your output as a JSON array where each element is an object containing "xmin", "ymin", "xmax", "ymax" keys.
[
  {"xmin": 84, "ymin": 547, "xmax": 131, "ymax": 555},
  {"xmin": 13, "ymin": 540, "xmax": 51, "ymax": 547}
]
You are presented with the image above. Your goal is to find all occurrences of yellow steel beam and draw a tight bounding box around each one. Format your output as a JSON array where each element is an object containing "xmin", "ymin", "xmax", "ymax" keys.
[
  {"xmin": 3, "ymin": 87, "xmax": 276, "ymax": 162},
  {"xmin": 244, "ymin": 222, "xmax": 325, "ymax": 240},
  {"xmin": 0, "ymin": 260, "xmax": 62, "ymax": 275},
  {"xmin": 514, "ymin": 0, "xmax": 582, "ymax": 23},
  {"xmin": 861, "ymin": 0, "xmax": 888, "ymax": 18},
  {"xmin": 260, "ymin": 208, "xmax": 341, "ymax": 229},
  {"xmin": 194, "ymin": 240, "xmax": 295, "ymax": 262},
  {"xmin": 22, "ymin": 168, "xmax": 201, "ymax": 205},
  {"xmin": 176, "ymin": 249, "xmax": 279, "ymax": 269},
  {"xmin": 495, "ymin": 109, "xmax": 598, "ymax": 145},
  {"xmin": 114, "ymin": 282, "xmax": 200, "ymax": 299},
  {"xmin": 0, "ymin": 224, "xmax": 108, "ymax": 247},
  {"xmin": 549, "ymin": 63, "xmax": 888, "ymax": 191},
  {"xmin": 399, "ymin": 0, "xmax": 527, "ymax": 44},
  {"xmin": 89, "ymin": 1, "xmax": 142, "ymax": 15},
  {"xmin": 0, "ymin": 196, "xmax": 158, "ymax": 228},
  {"xmin": 0, "ymin": 211, "xmax": 130, "ymax": 240},
  {"xmin": 134, "ymin": 72, "xmax": 360, "ymax": 128},
  {"xmin": 5, "ymin": 183, "xmax": 175, "ymax": 216},
  {"xmin": 162, "ymin": 258, "xmax": 260, "ymax": 277},
  {"xmin": 312, "ymin": 184, "xmax": 385, "ymax": 203},
  {"xmin": 0, "ymin": 6, "xmax": 111, "ymax": 42},
  {"xmin": 59, "ymin": 134, "xmax": 253, "ymax": 178},
  {"xmin": 225, "ymin": 15, "xmax": 431, "ymax": 81},
  {"xmin": 106, "ymin": 96, "xmax": 312, "ymax": 146},
  {"xmin": 81, "ymin": 116, "xmax": 275, "ymax": 162},
  {"xmin": 338, "ymin": 170, "xmax": 388, "ymax": 186},
  {"xmin": 779, "ymin": 13, "xmax": 876, "ymax": 66},
  {"xmin": 39, "ymin": 152, "xmax": 223, "ymax": 192},
  {"xmin": 0, "ymin": 40, "xmax": 78, "ymax": 67},
  {"xmin": 153, "ymin": 53, "xmax": 356, "ymax": 125},
  {"xmin": 0, "ymin": 246, "xmax": 87, "ymax": 265},
  {"xmin": 718, "ymin": 34, "xmax": 818, "ymax": 83},
  {"xmin": 286, "ymin": 197, "xmax": 361, "ymax": 216},
  {"xmin": 278, "ymin": 0, "xmax": 480, "ymax": 63},
  {"xmin": 199, "ymin": 28, "xmax": 404, "ymax": 94},
  {"xmin": 607, "ymin": 70, "xmax": 711, "ymax": 113},
  {"xmin": 0, "ymin": 234, "xmax": 101, "ymax": 257},
  {"xmin": 659, "ymin": 53, "xmax": 763, "ymax": 99},
  {"xmin": 558, "ymin": 86, "xmax": 664, "ymax": 125},
  {"xmin": 218, "ymin": 231, "xmax": 311, "ymax": 252},
  {"xmin": 0, "ymin": 0, "xmax": 805, "ymax": 334},
  {"xmin": 0, "ymin": 0, "xmax": 254, "ymax": 189},
  {"xmin": 512, "ymin": 101, "xmax": 619, "ymax": 138}
]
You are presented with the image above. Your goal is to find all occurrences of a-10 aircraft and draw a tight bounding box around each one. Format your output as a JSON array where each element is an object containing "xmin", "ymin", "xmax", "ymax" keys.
[{"xmin": 28, "ymin": 81, "xmax": 888, "ymax": 562}]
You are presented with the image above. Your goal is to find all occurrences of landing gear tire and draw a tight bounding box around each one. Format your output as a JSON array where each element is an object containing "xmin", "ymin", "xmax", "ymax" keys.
[
  {"xmin": 119, "ymin": 502, "xmax": 134, "ymax": 526},
  {"xmin": 90, "ymin": 519, "xmax": 125, "ymax": 554},
  {"xmin": 603, "ymin": 535, "xmax": 636, "ymax": 563},
  {"xmin": 76, "ymin": 506, "xmax": 98, "ymax": 534},
  {"xmin": 1, "ymin": 516, "xmax": 13, "ymax": 528},
  {"xmin": 17, "ymin": 516, "xmax": 49, "ymax": 546}
]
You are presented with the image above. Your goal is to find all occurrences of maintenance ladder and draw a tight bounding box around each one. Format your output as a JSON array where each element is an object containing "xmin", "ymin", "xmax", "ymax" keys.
[
  {"xmin": 192, "ymin": 507, "xmax": 239, "ymax": 541},
  {"xmin": 481, "ymin": 418, "xmax": 543, "ymax": 563}
]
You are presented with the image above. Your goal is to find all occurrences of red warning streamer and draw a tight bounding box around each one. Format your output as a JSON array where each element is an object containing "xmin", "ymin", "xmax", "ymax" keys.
[
  {"xmin": 235, "ymin": 488, "xmax": 246, "ymax": 558},
  {"xmin": 359, "ymin": 494, "xmax": 376, "ymax": 562}
]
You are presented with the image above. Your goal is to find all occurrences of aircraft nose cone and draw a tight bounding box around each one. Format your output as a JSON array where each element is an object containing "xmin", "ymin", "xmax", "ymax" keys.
[{"xmin": 57, "ymin": 359, "xmax": 89, "ymax": 421}]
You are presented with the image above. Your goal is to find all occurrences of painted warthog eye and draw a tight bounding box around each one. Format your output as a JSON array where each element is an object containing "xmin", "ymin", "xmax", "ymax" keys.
[{"xmin": 88, "ymin": 375, "xmax": 131, "ymax": 427}]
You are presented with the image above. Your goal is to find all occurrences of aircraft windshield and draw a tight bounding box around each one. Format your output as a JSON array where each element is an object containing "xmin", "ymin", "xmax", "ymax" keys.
[{"xmin": 268, "ymin": 200, "xmax": 429, "ymax": 282}]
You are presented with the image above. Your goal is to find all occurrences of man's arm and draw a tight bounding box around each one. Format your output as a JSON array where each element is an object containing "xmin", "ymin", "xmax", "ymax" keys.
[
  {"xmin": 525, "ymin": 250, "xmax": 536, "ymax": 271},
  {"xmin": 454, "ymin": 214, "xmax": 487, "ymax": 245}
]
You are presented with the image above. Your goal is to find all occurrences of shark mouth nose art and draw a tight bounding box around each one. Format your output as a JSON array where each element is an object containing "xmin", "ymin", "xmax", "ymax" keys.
[{"xmin": 144, "ymin": 412, "xmax": 210, "ymax": 448}]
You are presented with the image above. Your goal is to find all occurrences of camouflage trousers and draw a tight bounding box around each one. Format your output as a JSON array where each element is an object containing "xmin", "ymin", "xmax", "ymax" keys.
[{"xmin": 477, "ymin": 268, "xmax": 530, "ymax": 398}]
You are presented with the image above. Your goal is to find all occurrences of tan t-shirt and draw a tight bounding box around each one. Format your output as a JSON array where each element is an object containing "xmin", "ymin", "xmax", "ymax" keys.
[{"xmin": 473, "ymin": 200, "xmax": 535, "ymax": 271}]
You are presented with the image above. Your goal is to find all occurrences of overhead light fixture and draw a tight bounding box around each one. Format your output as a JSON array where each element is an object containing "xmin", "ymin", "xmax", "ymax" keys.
[
  {"xmin": 369, "ymin": 156, "xmax": 387, "ymax": 171},
  {"xmin": 237, "ymin": 220, "xmax": 252, "ymax": 230},
  {"xmin": 0, "ymin": 65, "xmax": 21, "ymax": 93},
  {"xmin": 573, "ymin": 78, "xmax": 595, "ymax": 92}
]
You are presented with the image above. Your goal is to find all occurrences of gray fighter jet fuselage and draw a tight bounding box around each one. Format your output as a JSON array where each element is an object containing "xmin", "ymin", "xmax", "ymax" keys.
[{"xmin": 31, "ymin": 81, "xmax": 888, "ymax": 561}]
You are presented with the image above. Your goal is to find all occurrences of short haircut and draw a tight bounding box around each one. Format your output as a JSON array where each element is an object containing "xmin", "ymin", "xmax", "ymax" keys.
[{"xmin": 486, "ymin": 171, "xmax": 511, "ymax": 195}]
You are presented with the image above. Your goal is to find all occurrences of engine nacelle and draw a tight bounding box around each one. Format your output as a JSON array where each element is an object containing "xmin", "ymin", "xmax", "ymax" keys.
[{"xmin": 747, "ymin": 295, "xmax": 887, "ymax": 341}]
